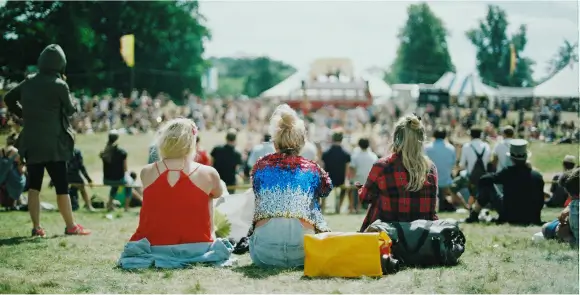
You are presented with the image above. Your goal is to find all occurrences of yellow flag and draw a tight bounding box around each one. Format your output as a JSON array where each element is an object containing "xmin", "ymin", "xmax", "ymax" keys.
[
  {"xmin": 120, "ymin": 34, "xmax": 135, "ymax": 68},
  {"xmin": 509, "ymin": 43, "xmax": 516, "ymax": 75}
]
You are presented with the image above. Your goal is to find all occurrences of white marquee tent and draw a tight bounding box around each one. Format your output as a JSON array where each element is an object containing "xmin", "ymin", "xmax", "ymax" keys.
[
  {"xmin": 260, "ymin": 70, "xmax": 392, "ymax": 99},
  {"xmin": 533, "ymin": 63, "xmax": 579, "ymax": 98},
  {"xmin": 434, "ymin": 72, "xmax": 498, "ymax": 103}
]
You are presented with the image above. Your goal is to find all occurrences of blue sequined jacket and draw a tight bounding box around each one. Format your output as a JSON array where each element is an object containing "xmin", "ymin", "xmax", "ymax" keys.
[{"xmin": 251, "ymin": 153, "xmax": 332, "ymax": 232}]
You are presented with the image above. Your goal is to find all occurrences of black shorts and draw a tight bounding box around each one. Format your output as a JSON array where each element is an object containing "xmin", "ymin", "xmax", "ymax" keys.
[{"xmin": 27, "ymin": 161, "xmax": 69, "ymax": 195}]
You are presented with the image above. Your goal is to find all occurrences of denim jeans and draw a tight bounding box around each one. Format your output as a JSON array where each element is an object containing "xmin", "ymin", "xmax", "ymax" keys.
[
  {"xmin": 569, "ymin": 200, "xmax": 579, "ymax": 246},
  {"xmin": 249, "ymin": 218, "xmax": 314, "ymax": 268}
]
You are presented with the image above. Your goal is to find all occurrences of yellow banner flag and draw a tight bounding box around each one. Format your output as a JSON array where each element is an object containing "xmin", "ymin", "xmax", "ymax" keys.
[
  {"xmin": 509, "ymin": 43, "xmax": 516, "ymax": 75},
  {"xmin": 120, "ymin": 34, "xmax": 135, "ymax": 68}
]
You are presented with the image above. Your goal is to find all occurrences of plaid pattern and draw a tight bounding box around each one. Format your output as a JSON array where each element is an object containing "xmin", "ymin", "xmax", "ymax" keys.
[{"xmin": 358, "ymin": 153, "xmax": 438, "ymax": 232}]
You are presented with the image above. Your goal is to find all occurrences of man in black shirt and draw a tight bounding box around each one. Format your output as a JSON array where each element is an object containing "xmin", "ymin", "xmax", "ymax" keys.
[
  {"xmin": 465, "ymin": 139, "xmax": 544, "ymax": 225},
  {"xmin": 322, "ymin": 130, "xmax": 351, "ymax": 214},
  {"xmin": 211, "ymin": 129, "xmax": 242, "ymax": 194}
]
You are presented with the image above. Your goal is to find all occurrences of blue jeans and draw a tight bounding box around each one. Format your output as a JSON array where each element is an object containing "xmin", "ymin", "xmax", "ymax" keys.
[
  {"xmin": 249, "ymin": 218, "xmax": 314, "ymax": 268},
  {"xmin": 570, "ymin": 200, "xmax": 579, "ymax": 246}
]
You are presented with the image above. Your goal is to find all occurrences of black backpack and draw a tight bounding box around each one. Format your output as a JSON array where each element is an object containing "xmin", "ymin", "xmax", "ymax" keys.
[{"xmin": 468, "ymin": 145, "xmax": 487, "ymax": 186}]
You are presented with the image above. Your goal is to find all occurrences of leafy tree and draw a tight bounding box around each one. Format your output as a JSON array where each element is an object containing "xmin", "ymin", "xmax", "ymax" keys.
[
  {"xmin": 466, "ymin": 5, "xmax": 535, "ymax": 87},
  {"xmin": 545, "ymin": 40, "xmax": 578, "ymax": 76},
  {"xmin": 388, "ymin": 3, "xmax": 455, "ymax": 84},
  {"xmin": 209, "ymin": 56, "xmax": 295, "ymax": 97},
  {"xmin": 0, "ymin": 0, "xmax": 210, "ymax": 99}
]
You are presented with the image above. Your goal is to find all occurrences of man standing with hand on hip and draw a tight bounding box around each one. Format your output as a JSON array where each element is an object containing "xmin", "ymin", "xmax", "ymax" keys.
[{"xmin": 3, "ymin": 44, "xmax": 91, "ymax": 237}]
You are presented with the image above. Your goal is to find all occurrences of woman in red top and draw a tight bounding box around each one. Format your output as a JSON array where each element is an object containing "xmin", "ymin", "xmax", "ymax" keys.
[{"xmin": 130, "ymin": 118, "xmax": 224, "ymax": 246}]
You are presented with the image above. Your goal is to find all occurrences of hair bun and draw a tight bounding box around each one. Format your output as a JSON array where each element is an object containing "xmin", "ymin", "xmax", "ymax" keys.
[
  {"xmin": 278, "ymin": 112, "xmax": 295, "ymax": 131},
  {"xmin": 407, "ymin": 116, "xmax": 421, "ymax": 130}
]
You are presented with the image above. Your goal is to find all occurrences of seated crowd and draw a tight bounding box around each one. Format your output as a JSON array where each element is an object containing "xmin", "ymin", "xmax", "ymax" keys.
[{"xmin": 1, "ymin": 103, "xmax": 577, "ymax": 270}]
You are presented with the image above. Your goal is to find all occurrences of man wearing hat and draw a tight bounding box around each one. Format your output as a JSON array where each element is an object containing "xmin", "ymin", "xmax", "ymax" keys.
[
  {"xmin": 546, "ymin": 155, "xmax": 577, "ymax": 208},
  {"xmin": 464, "ymin": 139, "xmax": 545, "ymax": 225}
]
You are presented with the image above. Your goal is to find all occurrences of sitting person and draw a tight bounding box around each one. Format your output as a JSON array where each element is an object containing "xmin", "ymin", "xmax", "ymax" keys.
[
  {"xmin": 465, "ymin": 139, "xmax": 544, "ymax": 225},
  {"xmin": 545, "ymin": 155, "xmax": 576, "ymax": 208},
  {"xmin": 67, "ymin": 147, "xmax": 95, "ymax": 211},
  {"xmin": 539, "ymin": 167, "xmax": 579, "ymax": 247},
  {"xmin": 0, "ymin": 133, "xmax": 27, "ymax": 209},
  {"xmin": 119, "ymin": 118, "xmax": 233, "ymax": 269},
  {"xmin": 250, "ymin": 104, "xmax": 332, "ymax": 268},
  {"xmin": 358, "ymin": 114, "xmax": 438, "ymax": 232}
]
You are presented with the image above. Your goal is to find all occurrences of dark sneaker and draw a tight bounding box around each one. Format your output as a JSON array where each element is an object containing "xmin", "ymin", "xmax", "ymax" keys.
[
  {"xmin": 462, "ymin": 211, "xmax": 480, "ymax": 223},
  {"xmin": 31, "ymin": 227, "xmax": 47, "ymax": 238},
  {"xmin": 64, "ymin": 224, "xmax": 91, "ymax": 236}
]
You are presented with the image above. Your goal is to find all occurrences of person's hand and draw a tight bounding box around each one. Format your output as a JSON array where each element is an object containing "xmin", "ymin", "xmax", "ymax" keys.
[
  {"xmin": 558, "ymin": 206, "xmax": 570, "ymax": 224},
  {"xmin": 88, "ymin": 181, "xmax": 94, "ymax": 188},
  {"xmin": 354, "ymin": 181, "xmax": 363, "ymax": 189}
]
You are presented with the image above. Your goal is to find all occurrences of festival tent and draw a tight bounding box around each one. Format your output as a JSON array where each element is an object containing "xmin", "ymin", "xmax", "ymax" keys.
[
  {"xmin": 260, "ymin": 70, "xmax": 392, "ymax": 99},
  {"xmin": 434, "ymin": 71, "xmax": 498, "ymax": 106},
  {"xmin": 496, "ymin": 86, "xmax": 534, "ymax": 102},
  {"xmin": 533, "ymin": 63, "xmax": 579, "ymax": 98}
]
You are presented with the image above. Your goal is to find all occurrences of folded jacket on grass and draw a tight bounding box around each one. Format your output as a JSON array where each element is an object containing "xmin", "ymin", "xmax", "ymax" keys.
[{"xmin": 118, "ymin": 238, "xmax": 236, "ymax": 269}]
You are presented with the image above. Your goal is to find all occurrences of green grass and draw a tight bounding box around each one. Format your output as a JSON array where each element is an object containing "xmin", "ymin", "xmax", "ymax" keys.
[{"xmin": 0, "ymin": 131, "xmax": 578, "ymax": 293}]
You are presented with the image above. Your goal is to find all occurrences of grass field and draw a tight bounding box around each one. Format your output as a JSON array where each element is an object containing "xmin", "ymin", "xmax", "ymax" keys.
[{"xmin": 0, "ymin": 131, "xmax": 578, "ymax": 294}]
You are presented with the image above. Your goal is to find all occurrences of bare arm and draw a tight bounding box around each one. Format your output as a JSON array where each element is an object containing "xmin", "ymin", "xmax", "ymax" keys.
[{"xmin": 210, "ymin": 168, "xmax": 224, "ymax": 199}]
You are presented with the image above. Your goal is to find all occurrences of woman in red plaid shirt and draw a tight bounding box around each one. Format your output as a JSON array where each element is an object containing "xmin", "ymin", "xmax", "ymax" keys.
[{"xmin": 358, "ymin": 114, "xmax": 438, "ymax": 232}]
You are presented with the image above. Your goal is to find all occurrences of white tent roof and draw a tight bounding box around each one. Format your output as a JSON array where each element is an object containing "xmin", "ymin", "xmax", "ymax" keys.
[
  {"xmin": 434, "ymin": 72, "xmax": 497, "ymax": 101},
  {"xmin": 260, "ymin": 70, "xmax": 392, "ymax": 99},
  {"xmin": 533, "ymin": 63, "xmax": 579, "ymax": 98},
  {"xmin": 497, "ymin": 86, "xmax": 534, "ymax": 99}
]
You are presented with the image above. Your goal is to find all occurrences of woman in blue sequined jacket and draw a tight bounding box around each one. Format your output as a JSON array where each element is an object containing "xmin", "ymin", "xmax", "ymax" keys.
[{"xmin": 249, "ymin": 104, "xmax": 332, "ymax": 268}]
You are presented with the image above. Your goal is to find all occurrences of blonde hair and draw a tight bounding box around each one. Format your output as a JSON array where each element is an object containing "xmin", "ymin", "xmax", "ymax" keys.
[
  {"xmin": 390, "ymin": 114, "xmax": 430, "ymax": 192},
  {"xmin": 269, "ymin": 104, "xmax": 306, "ymax": 155},
  {"xmin": 153, "ymin": 118, "xmax": 198, "ymax": 159}
]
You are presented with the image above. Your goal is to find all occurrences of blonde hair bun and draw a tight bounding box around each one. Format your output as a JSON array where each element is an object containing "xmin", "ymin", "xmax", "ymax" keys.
[
  {"xmin": 407, "ymin": 116, "xmax": 422, "ymax": 130},
  {"xmin": 269, "ymin": 104, "xmax": 306, "ymax": 154},
  {"xmin": 279, "ymin": 111, "xmax": 296, "ymax": 131}
]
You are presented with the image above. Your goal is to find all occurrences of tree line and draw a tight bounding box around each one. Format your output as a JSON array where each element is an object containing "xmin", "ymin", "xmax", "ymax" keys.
[
  {"xmin": 1, "ymin": 1, "xmax": 577, "ymax": 99},
  {"xmin": 386, "ymin": 3, "xmax": 578, "ymax": 88},
  {"xmin": 0, "ymin": 0, "xmax": 209, "ymax": 100}
]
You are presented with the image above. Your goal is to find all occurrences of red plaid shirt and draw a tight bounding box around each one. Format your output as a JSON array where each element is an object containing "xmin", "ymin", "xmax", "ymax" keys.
[{"xmin": 358, "ymin": 153, "xmax": 438, "ymax": 232}]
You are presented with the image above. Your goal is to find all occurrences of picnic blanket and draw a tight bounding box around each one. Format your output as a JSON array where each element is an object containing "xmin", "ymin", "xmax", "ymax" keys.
[{"xmin": 118, "ymin": 238, "xmax": 235, "ymax": 269}]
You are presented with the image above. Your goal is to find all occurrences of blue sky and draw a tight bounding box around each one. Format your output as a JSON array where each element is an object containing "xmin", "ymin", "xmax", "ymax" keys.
[{"xmin": 200, "ymin": 0, "xmax": 579, "ymax": 79}]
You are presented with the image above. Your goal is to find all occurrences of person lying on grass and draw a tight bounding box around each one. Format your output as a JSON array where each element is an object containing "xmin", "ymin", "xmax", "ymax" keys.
[
  {"xmin": 540, "ymin": 168, "xmax": 579, "ymax": 247},
  {"xmin": 119, "ymin": 118, "xmax": 232, "ymax": 269},
  {"xmin": 250, "ymin": 104, "xmax": 332, "ymax": 268}
]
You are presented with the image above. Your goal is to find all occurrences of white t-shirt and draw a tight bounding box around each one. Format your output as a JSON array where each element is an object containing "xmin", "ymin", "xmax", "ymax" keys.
[
  {"xmin": 300, "ymin": 141, "xmax": 318, "ymax": 162},
  {"xmin": 460, "ymin": 139, "xmax": 492, "ymax": 173},
  {"xmin": 350, "ymin": 149, "xmax": 379, "ymax": 184},
  {"xmin": 492, "ymin": 138, "xmax": 513, "ymax": 171}
]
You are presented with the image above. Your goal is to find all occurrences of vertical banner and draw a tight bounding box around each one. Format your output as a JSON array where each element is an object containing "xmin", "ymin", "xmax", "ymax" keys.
[
  {"xmin": 509, "ymin": 43, "xmax": 516, "ymax": 75},
  {"xmin": 120, "ymin": 34, "xmax": 135, "ymax": 68}
]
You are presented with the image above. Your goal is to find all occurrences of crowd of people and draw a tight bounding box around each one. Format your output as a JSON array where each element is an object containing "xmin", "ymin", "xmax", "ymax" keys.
[{"xmin": 0, "ymin": 44, "xmax": 578, "ymax": 272}]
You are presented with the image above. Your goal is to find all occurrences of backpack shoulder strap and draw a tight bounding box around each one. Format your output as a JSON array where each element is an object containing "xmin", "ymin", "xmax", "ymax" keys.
[{"xmin": 470, "ymin": 144, "xmax": 485, "ymax": 159}]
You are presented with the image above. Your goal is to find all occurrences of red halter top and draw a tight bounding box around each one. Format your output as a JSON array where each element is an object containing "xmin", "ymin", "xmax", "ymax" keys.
[{"xmin": 129, "ymin": 161, "xmax": 213, "ymax": 246}]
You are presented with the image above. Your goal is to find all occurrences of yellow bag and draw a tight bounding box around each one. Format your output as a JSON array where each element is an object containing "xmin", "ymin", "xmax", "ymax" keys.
[{"xmin": 304, "ymin": 232, "xmax": 391, "ymax": 278}]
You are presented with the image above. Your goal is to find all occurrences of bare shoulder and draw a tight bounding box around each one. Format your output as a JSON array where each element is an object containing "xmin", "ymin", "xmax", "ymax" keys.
[
  {"xmin": 140, "ymin": 163, "xmax": 157, "ymax": 184},
  {"xmin": 197, "ymin": 164, "xmax": 219, "ymax": 178}
]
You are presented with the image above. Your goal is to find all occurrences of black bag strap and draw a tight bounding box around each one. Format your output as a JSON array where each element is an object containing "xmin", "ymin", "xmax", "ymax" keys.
[
  {"xmin": 392, "ymin": 221, "xmax": 433, "ymax": 254},
  {"xmin": 470, "ymin": 145, "xmax": 486, "ymax": 160}
]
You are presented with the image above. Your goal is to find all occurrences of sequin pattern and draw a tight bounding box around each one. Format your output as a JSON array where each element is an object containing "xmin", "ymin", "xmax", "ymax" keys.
[{"xmin": 251, "ymin": 153, "xmax": 333, "ymax": 232}]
